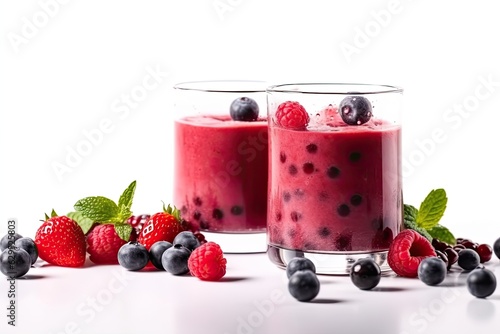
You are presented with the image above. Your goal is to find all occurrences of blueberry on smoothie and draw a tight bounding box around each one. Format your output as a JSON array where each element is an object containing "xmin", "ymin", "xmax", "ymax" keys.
[
  {"xmin": 230, "ymin": 97, "xmax": 259, "ymax": 121},
  {"xmin": 212, "ymin": 208, "xmax": 224, "ymax": 220},
  {"xmin": 339, "ymin": 96, "xmax": 372, "ymax": 125},
  {"xmin": 337, "ymin": 204, "xmax": 351, "ymax": 217},
  {"xmin": 326, "ymin": 166, "xmax": 340, "ymax": 179},
  {"xmin": 306, "ymin": 143, "xmax": 318, "ymax": 153},
  {"xmin": 350, "ymin": 194, "xmax": 363, "ymax": 206},
  {"xmin": 230, "ymin": 205, "xmax": 244, "ymax": 215}
]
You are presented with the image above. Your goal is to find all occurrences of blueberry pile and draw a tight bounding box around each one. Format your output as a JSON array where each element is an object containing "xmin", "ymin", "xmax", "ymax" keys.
[
  {"xmin": 423, "ymin": 237, "xmax": 499, "ymax": 298},
  {"xmin": 118, "ymin": 231, "xmax": 200, "ymax": 274},
  {"xmin": 0, "ymin": 233, "xmax": 38, "ymax": 278},
  {"xmin": 432, "ymin": 237, "xmax": 493, "ymax": 270},
  {"xmin": 286, "ymin": 257, "xmax": 320, "ymax": 302}
]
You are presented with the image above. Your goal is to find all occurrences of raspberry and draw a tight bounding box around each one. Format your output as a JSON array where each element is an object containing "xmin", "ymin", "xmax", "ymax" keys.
[
  {"xmin": 188, "ymin": 242, "xmax": 227, "ymax": 281},
  {"xmin": 388, "ymin": 230, "xmax": 436, "ymax": 278},
  {"xmin": 87, "ymin": 224, "xmax": 128, "ymax": 264},
  {"xmin": 275, "ymin": 101, "xmax": 309, "ymax": 130}
]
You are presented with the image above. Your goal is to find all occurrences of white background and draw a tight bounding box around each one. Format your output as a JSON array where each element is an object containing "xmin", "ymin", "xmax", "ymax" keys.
[
  {"xmin": 1, "ymin": 0, "xmax": 500, "ymax": 241},
  {"xmin": 1, "ymin": 1, "xmax": 500, "ymax": 334}
]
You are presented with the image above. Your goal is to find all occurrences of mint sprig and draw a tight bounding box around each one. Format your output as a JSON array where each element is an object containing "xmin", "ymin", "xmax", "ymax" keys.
[
  {"xmin": 403, "ymin": 188, "xmax": 456, "ymax": 245},
  {"xmin": 70, "ymin": 180, "xmax": 137, "ymax": 241},
  {"xmin": 67, "ymin": 211, "xmax": 95, "ymax": 234}
]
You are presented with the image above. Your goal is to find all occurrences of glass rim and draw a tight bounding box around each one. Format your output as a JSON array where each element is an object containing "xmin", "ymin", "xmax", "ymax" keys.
[
  {"xmin": 266, "ymin": 83, "xmax": 403, "ymax": 95},
  {"xmin": 173, "ymin": 80, "xmax": 267, "ymax": 93}
]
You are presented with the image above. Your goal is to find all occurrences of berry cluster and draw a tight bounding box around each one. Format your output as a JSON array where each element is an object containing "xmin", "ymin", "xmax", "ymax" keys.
[
  {"xmin": 274, "ymin": 96, "xmax": 374, "ymax": 131},
  {"xmin": 118, "ymin": 230, "xmax": 226, "ymax": 281},
  {"xmin": 0, "ymin": 233, "xmax": 38, "ymax": 278}
]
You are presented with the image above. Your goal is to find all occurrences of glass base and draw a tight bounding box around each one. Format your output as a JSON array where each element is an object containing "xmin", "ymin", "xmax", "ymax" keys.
[
  {"xmin": 203, "ymin": 231, "xmax": 267, "ymax": 253},
  {"xmin": 267, "ymin": 245, "xmax": 390, "ymax": 275}
]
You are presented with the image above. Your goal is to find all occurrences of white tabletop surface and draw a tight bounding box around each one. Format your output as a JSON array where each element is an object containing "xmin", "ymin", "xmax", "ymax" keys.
[{"xmin": 1, "ymin": 249, "xmax": 499, "ymax": 334}]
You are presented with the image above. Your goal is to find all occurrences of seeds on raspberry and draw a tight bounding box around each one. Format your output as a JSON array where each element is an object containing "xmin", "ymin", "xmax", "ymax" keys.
[
  {"xmin": 188, "ymin": 242, "xmax": 227, "ymax": 281},
  {"xmin": 387, "ymin": 229, "xmax": 437, "ymax": 278},
  {"xmin": 275, "ymin": 101, "xmax": 309, "ymax": 130}
]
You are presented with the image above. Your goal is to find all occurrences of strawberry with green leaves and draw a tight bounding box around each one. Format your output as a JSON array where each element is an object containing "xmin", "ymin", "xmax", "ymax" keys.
[
  {"xmin": 138, "ymin": 204, "xmax": 184, "ymax": 250},
  {"xmin": 69, "ymin": 181, "xmax": 138, "ymax": 264},
  {"xmin": 35, "ymin": 210, "xmax": 87, "ymax": 267}
]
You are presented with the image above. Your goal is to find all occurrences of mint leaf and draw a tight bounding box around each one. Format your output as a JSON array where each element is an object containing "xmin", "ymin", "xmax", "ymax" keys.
[
  {"xmin": 404, "ymin": 204, "xmax": 418, "ymax": 224},
  {"xmin": 416, "ymin": 189, "xmax": 447, "ymax": 229},
  {"xmin": 67, "ymin": 211, "xmax": 95, "ymax": 234},
  {"xmin": 116, "ymin": 181, "xmax": 136, "ymax": 223},
  {"xmin": 74, "ymin": 196, "xmax": 119, "ymax": 222},
  {"xmin": 118, "ymin": 180, "xmax": 136, "ymax": 212},
  {"xmin": 427, "ymin": 225, "xmax": 456, "ymax": 245},
  {"xmin": 114, "ymin": 223, "xmax": 133, "ymax": 242},
  {"xmin": 403, "ymin": 219, "xmax": 433, "ymax": 242}
]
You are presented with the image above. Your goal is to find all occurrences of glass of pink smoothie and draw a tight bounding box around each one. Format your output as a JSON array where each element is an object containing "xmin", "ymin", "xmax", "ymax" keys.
[
  {"xmin": 173, "ymin": 81, "xmax": 268, "ymax": 253},
  {"xmin": 266, "ymin": 83, "xmax": 403, "ymax": 274}
]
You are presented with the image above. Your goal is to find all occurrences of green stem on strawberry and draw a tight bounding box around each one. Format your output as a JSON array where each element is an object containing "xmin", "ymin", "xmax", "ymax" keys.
[{"xmin": 162, "ymin": 201, "xmax": 181, "ymax": 222}]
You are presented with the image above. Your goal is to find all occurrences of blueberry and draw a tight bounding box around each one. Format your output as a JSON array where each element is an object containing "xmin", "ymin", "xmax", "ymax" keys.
[
  {"xmin": 118, "ymin": 242, "xmax": 149, "ymax": 271},
  {"xmin": 173, "ymin": 231, "xmax": 200, "ymax": 251},
  {"xmin": 326, "ymin": 166, "xmax": 340, "ymax": 179},
  {"xmin": 161, "ymin": 244, "xmax": 191, "ymax": 275},
  {"xmin": 418, "ymin": 257, "xmax": 446, "ymax": 286},
  {"xmin": 230, "ymin": 205, "xmax": 244, "ymax": 215},
  {"xmin": 494, "ymin": 237, "xmax": 500, "ymax": 260},
  {"xmin": 0, "ymin": 233, "xmax": 23, "ymax": 252},
  {"xmin": 337, "ymin": 204, "xmax": 350, "ymax": 217},
  {"xmin": 467, "ymin": 268, "xmax": 497, "ymax": 298},
  {"xmin": 149, "ymin": 241, "xmax": 173, "ymax": 270},
  {"xmin": 350, "ymin": 194, "xmax": 363, "ymax": 206},
  {"xmin": 288, "ymin": 270, "xmax": 320, "ymax": 302},
  {"xmin": 14, "ymin": 237, "xmax": 38, "ymax": 265},
  {"xmin": 0, "ymin": 246, "xmax": 31, "ymax": 278},
  {"xmin": 230, "ymin": 97, "xmax": 259, "ymax": 121},
  {"xmin": 286, "ymin": 257, "xmax": 316, "ymax": 278},
  {"xmin": 350, "ymin": 258, "xmax": 381, "ymax": 290},
  {"xmin": 458, "ymin": 249, "xmax": 480, "ymax": 271},
  {"xmin": 339, "ymin": 96, "xmax": 372, "ymax": 125},
  {"xmin": 212, "ymin": 208, "xmax": 224, "ymax": 220}
]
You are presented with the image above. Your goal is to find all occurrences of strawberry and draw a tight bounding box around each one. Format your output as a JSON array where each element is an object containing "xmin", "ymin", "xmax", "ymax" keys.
[
  {"xmin": 138, "ymin": 204, "xmax": 184, "ymax": 250},
  {"xmin": 86, "ymin": 224, "xmax": 132, "ymax": 264},
  {"xmin": 35, "ymin": 214, "xmax": 86, "ymax": 267}
]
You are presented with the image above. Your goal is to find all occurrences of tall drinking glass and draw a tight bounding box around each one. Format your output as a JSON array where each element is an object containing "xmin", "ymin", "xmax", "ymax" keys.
[
  {"xmin": 173, "ymin": 81, "xmax": 268, "ymax": 253},
  {"xmin": 266, "ymin": 83, "xmax": 403, "ymax": 274}
]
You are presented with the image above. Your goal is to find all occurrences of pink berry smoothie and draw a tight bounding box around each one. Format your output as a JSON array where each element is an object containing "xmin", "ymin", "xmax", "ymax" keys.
[
  {"xmin": 267, "ymin": 115, "xmax": 402, "ymax": 252},
  {"xmin": 174, "ymin": 115, "xmax": 268, "ymax": 233}
]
